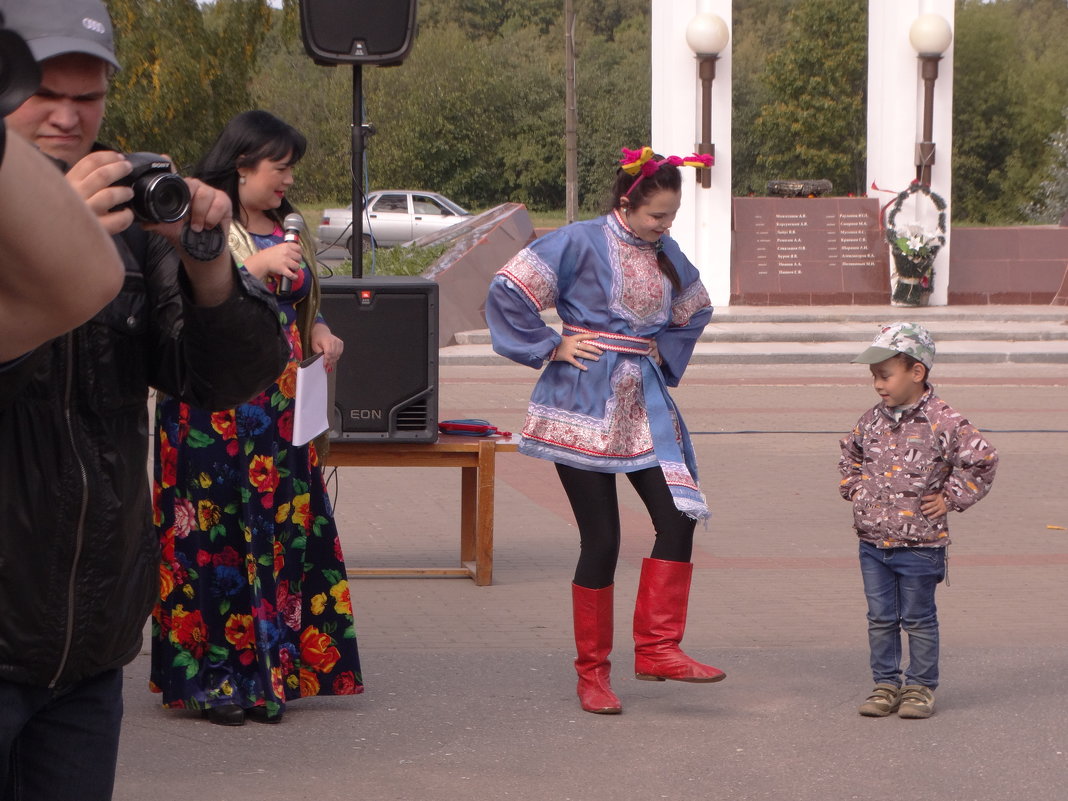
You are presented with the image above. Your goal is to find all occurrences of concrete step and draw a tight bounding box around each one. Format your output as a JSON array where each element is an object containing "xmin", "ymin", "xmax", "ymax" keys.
[
  {"xmin": 441, "ymin": 305, "xmax": 1068, "ymax": 366},
  {"xmin": 699, "ymin": 305, "xmax": 1068, "ymax": 324},
  {"xmin": 455, "ymin": 320, "xmax": 1068, "ymax": 345},
  {"xmin": 440, "ymin": 339, "xmax": 1068, "ymax": 366}
]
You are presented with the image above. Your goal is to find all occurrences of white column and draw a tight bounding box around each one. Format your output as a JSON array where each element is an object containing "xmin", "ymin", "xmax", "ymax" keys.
[
  {"xmin": 651, "ymin": 0, "xmax": 733, "ymax": 307},
  {"xmin": 867, "ymin": 0, "xmax": 954, "ymax": 305}
]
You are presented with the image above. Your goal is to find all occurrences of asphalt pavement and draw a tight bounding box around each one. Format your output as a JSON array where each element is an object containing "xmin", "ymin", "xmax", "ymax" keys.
[{"xmin": 115, "ymin": 354, "xmax": 1068, "ymax": 801}]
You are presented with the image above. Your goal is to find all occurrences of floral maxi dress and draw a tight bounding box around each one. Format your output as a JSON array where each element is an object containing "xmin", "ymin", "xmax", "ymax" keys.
[{"xmin": 151, "ymin": 233, "xmax": 362, "ymax": 719}]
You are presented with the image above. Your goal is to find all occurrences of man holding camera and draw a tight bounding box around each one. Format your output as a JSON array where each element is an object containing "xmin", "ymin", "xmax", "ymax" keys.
[
  {"xmin": 0, "ymin": 1, "xmax": 289, "ymax": 798},
  {"xmin": 0, "ymin": 122, "xmax": 127, "ymax": 358},
  {"xmin": 0, "ymin": 10, "xmax": 126, "ymax": 358}
]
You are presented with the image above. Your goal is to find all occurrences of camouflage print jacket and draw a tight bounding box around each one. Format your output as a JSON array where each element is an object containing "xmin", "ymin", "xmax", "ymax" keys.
[{"xmin": 838, "ymin": 387, "xmax": 999, "ymax": 548}]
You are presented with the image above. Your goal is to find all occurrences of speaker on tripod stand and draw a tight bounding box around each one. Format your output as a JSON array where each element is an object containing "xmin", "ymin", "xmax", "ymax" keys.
[
  {"xmin": 299, "ymin": 0, "xmax": 418, "ymax": 66},
  {"xmin": 298, "ymin": 0, "xmax": 420, "ymax": 275},
  {"xmin": 299, "ymin": 2, "xmax": 434, "ymax": 444}
]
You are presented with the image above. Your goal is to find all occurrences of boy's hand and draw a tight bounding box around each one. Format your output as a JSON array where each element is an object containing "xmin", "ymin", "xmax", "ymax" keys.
[{"xmin": 920, "ymin": 492, "xmax": 948, "ymax": 518}]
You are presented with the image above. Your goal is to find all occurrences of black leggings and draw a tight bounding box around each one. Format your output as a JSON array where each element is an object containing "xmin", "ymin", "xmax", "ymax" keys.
[{"xmin": 555, "ymin": 463, "xmax": 695, "ymax": 589}]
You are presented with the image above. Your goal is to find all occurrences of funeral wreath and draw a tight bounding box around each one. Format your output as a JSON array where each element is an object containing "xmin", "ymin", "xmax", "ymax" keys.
[{"xmin": 886, "ymin": 183, "xmax": 947, "ymax": 306}]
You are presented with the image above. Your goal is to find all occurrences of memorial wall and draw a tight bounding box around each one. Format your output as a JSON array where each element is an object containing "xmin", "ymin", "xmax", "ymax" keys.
[{"xmin": 731, "ymin": 197, "xmax": 891, "ymax": 305}]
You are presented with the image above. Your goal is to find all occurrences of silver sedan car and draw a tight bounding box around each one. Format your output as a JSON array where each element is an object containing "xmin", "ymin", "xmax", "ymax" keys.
[{"xmin": 318, "ymin": 190, "xmax": 470, "ymax": 252}]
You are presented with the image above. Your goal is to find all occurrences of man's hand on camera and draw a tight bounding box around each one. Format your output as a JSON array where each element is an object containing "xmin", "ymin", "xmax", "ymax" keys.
[
  {"xmin": 66, "ymin": 151, "xmax": 134, "ymax": 235},
  {"xmin": 145, "ymin": 178, "xmax": 235, "ymax": 307},
  {"xmin": 183, "ymin": 177, "xmax": 232, "ymax": 234},
  {"xmin": 144, "ymin": 177, "xmax": 231, "ymax": 248}
]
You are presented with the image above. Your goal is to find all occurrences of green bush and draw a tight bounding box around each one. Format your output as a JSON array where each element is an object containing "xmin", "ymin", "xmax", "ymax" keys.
[{"xmin": 325, "ymin": 244, "xmax": 450, "ymax": 278}]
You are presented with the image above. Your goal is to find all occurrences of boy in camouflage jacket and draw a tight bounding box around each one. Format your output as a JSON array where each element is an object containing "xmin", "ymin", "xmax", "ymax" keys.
[{"xmin": 839, "ymin": 323, "xmax": 998, "ymax": 719}]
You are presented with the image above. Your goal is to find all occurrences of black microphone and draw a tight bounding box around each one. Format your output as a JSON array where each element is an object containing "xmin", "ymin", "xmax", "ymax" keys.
[{"xmin": 279, "ymin": 213, "xmax": 303, "ymax": 293}]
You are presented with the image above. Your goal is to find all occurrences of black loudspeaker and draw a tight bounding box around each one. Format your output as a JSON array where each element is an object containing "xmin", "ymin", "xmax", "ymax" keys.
[
  {"xmin": 319, "ymin": 277, "xmax": 438, "ymax": 442},
  {"xmin": 299, "ymin": 0, "xmax": 418, "ymax": 65}
]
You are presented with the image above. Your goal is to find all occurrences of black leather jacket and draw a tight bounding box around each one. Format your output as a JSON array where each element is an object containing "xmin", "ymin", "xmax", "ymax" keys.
[{"xmin": 0, "ymin": 223, "xmax": 288, "ymax": 689}]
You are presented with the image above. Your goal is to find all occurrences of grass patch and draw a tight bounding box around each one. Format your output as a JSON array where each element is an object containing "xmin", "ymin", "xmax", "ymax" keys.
[
  {"xmin": 325, "ymin": 243, "xmax": 451, "ymax": 277},
  {"xmin": 293, "ymin": 200, "xmax": 334, "ymax": 227},
  {"xmin": 526, "ymin": 208, "xmax": 607, "ymax": 229},
  {"xmin": 526, "ymin": 210, "xmax": 567, "ymax": 229}
]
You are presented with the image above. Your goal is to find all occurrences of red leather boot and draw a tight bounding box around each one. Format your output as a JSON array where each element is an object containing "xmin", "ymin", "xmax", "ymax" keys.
[
  {"xmin": 633, "ymin": 558, "xmax": 726, "ymax": 683},
  {"xmin": 572, "ymin": 583, "xmax": 622, "ymax": 714}
]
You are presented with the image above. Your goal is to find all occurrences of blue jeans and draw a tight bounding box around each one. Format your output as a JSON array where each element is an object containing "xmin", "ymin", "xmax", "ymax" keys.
[
  {"xmin": 0, "ymin": 668, "xmax": 124, "ymax": 801},
  {"xmin": 858, "ymin": 541, "xmax": 946, "ymax": 689}
]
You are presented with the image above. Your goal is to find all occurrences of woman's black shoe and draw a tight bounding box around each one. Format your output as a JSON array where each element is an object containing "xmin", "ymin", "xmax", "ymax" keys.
[
  {"xmin": 246, "ymin": 706, "xmax": 284, "ymax": 724},
  {"xmin": 204, "ymin": 704, "xmax": 246, "ymax": 726}
]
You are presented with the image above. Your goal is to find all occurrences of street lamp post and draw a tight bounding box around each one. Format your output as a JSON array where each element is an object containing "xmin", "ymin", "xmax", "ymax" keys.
[
  {"xmin": 909, "ymin": 13, "xmax": 953, "ymax": 188},
  {"xmin": 685, "ymin": 12, "xmax": 729, "ymax": 189}
]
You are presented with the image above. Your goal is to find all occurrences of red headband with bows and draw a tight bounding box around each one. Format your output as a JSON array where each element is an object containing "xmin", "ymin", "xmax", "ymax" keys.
[{"xmin": 619, "ymin": 146, "xmax": 713, "ymax": 197}]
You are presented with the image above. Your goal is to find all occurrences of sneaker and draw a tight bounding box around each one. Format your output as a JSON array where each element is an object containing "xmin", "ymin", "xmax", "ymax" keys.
[
  {"xmin": 858, "ymin": 683, "xmax": 901, "ymax": 717},
  {"xmin": 898, "ymin": 685, "xmax": 935, "ymax": 719}
]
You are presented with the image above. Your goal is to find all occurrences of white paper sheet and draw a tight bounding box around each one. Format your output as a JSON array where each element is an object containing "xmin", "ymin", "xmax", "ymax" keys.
[{"xmin": 293, "ymin": 352, "xmax": 329, "ymax": 447}]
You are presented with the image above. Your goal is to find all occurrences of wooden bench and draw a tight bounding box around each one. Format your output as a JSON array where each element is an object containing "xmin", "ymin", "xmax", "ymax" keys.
[{"xmin": 328, "ymin": 434, "xmax": 519, "ymax": 586}]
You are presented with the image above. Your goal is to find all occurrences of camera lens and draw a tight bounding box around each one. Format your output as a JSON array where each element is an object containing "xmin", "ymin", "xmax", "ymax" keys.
[
  {"xmin": 133, "ymin": 172, "xmax": 190, "ymax": 224},
  {"xmin": 0, "ymin": 28, "xmax": 42, "ymax": 117}
]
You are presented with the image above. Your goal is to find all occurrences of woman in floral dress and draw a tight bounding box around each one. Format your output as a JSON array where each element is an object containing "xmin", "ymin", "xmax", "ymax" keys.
[{"xmin": 151, "ymin": 111, "xmax": 361, "ymax": 726}]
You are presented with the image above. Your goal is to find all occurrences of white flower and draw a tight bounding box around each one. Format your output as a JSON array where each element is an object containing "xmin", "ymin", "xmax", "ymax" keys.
[
  {"xmin": 906, "ymin": 233, "xmax": 927, "ymax": 251},
  {"xmin": 894, "ymin": 223, "xmax": 937, "ymax": 257}
]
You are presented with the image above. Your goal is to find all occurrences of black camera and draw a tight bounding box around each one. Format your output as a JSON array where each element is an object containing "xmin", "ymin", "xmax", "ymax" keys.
[
  {"xmin": 111, "ymin": 153, "xmax": 191, "ymax": 224},
  {"xmin": 0, "ymin": 11, "xmax": 42, "ymax": 116}
]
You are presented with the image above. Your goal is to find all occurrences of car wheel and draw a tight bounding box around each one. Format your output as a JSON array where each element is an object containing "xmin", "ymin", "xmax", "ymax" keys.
[{"xmin": 362, "ymin": 235, "xmax": 373, "ymax": 253}]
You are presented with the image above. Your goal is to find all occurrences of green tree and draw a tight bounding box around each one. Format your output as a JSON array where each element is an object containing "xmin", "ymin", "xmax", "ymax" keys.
[
  {"xmin": 201, "ymin": 0, "xmax": 274, "ymax": 122},
  {"xmin": 496, "ymin": 23, "xmax": 568, "ymax": 210},
  {"xmin": 953, "ymin": 0, "xmax": 1068, "ymax": 223},
  {"xmin": 317, "ymin": 1, "xmax": 656, "ymax": 212},
  {"xmin": 420, "ymin": 0, "xmax": 560, "ymax": 38},
  {"xmin": 118, "ymin": 0, "xmax": 651, "ymax": 211},
  {"xmin": 574, "ymin": 17, "xmax": 651, "ymax": 211},
  {"xmin": 752, "ymin": 0, "xmax": 867, "ymax": 196},
  {"xmin": 249, "ymin": 0, "xmax": 352, "ymax": 204},
  {"xmin": 101, "ymin": 0, "xmax": 271, "ymax": 170},
  {"xmin": 577, "ymin": 0, "xmax": 649, "ymax": 41},
  {"xmin": 357, "ymin": 24, "xmax": 528, "ymax": 208},
  {"xmin": 731, "ymin": 0, "xmax": 800, "ymax": 195},
  {"xmin": 951, "ymin": 1, "xmax": 1023, "ymax": 223},
  {"xmin": 1026, "ymin": 116, "xmax": 1068, "ymax": 223}
]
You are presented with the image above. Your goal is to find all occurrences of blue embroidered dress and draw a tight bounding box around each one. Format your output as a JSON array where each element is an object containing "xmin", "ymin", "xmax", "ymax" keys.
[{"xmin": 486, "ymin": 210, "xmax": 713, "ymax": 519}]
